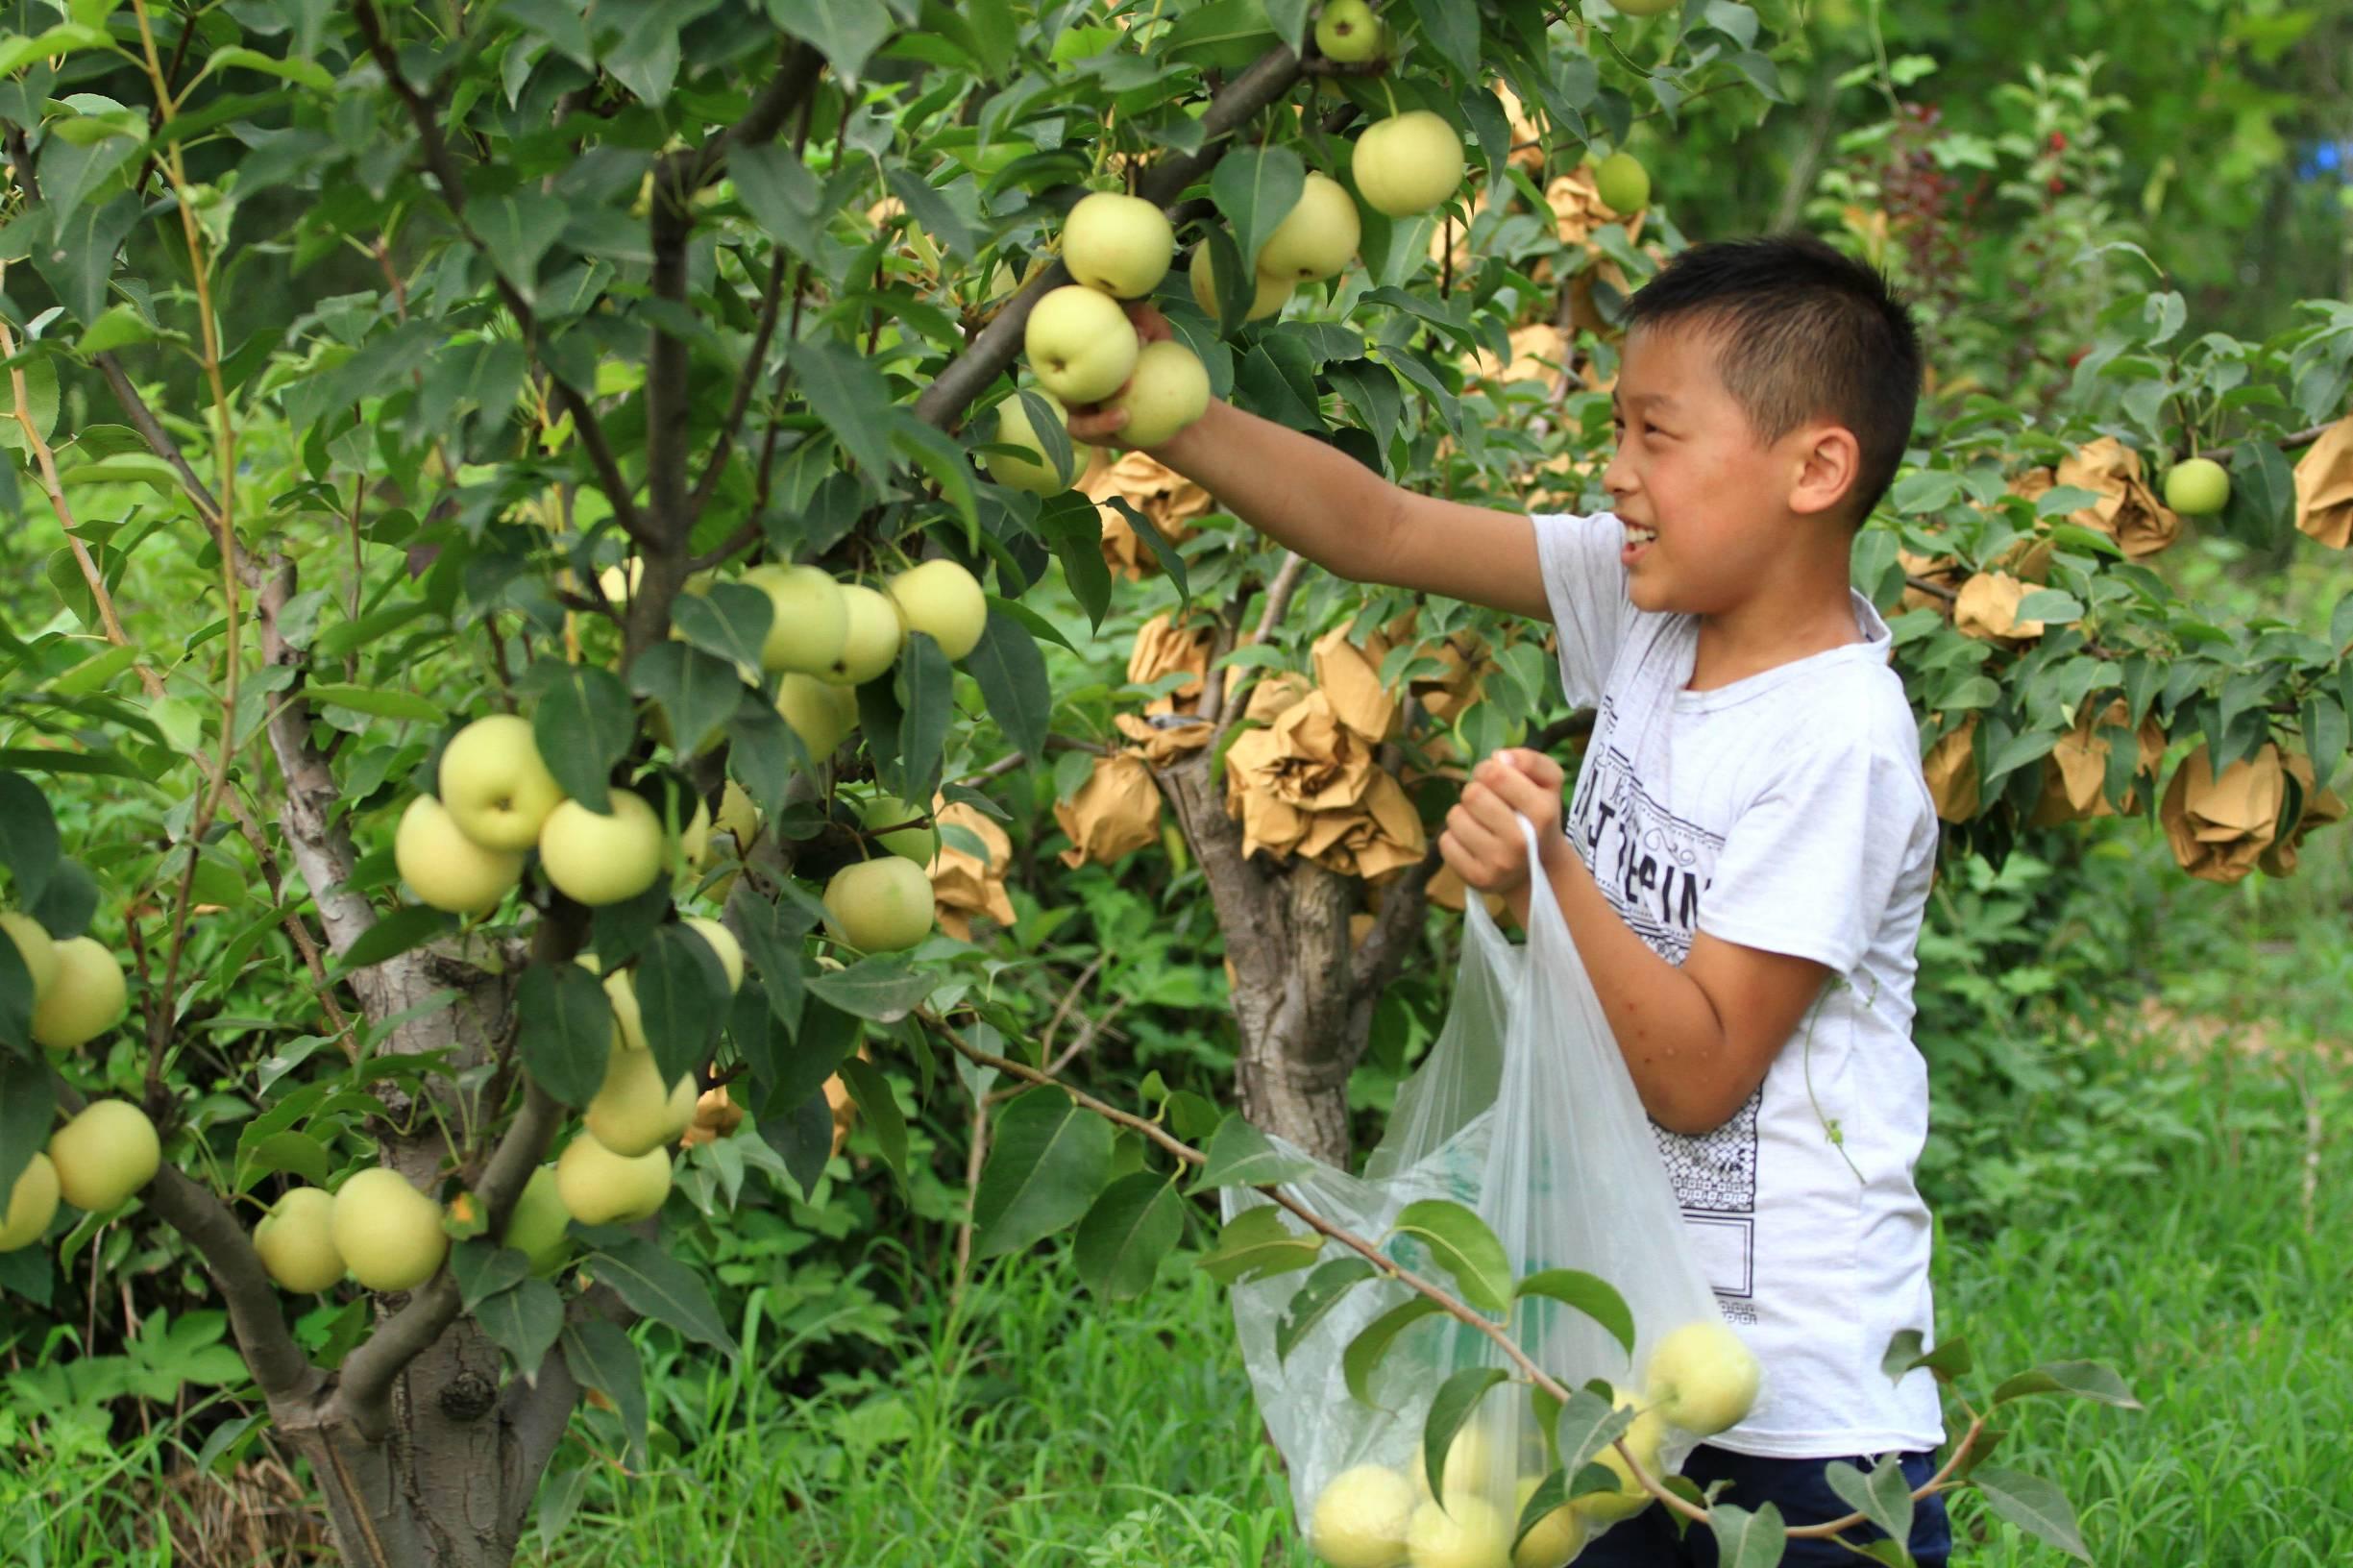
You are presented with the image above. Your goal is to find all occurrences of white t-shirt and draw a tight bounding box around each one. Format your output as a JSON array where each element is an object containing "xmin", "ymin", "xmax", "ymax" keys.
[{"xmin": 1531, "ymin": 510, "xmax": 1947, "ymax": 1459}]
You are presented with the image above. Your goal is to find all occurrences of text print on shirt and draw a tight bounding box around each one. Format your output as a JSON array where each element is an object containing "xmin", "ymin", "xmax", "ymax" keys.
[{"xmin": 1569, "ymin": 695, "xmax": 1764, "ymax": 1322}]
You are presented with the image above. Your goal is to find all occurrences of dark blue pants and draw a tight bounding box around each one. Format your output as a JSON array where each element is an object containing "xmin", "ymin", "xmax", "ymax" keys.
[{"xmin": 1573, "ymin": 1445, "xmax": 1951, "ymax": 1566}]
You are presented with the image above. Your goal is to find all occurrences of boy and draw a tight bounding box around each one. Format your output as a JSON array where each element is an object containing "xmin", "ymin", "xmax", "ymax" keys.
[{"xmin": 1068, "ymin": 234, "xmax": 1950, "ymax": 1564}]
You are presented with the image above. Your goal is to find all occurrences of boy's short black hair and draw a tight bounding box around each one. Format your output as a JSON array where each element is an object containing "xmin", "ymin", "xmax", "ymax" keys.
[{"xmin": 1623, "ymin": 233, "xmax": 1922, "ymax": 525}]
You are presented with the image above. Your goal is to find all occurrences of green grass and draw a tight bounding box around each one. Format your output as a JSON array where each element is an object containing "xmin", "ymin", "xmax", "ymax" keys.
[{"xmin": 516, "ymin": 1029, "xmax": 2352, "ymax": 1567}]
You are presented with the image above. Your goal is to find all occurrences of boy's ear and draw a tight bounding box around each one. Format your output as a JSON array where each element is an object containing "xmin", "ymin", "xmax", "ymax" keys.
[{"xmin": 1786, "ymin": 423, "xmax": 1861, "ymax": 520}]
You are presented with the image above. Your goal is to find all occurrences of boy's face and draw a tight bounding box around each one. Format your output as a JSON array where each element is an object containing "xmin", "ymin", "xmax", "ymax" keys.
[{"xmin": 1604, "ymin": 326, "xmax": 1834, "ymax": 616}]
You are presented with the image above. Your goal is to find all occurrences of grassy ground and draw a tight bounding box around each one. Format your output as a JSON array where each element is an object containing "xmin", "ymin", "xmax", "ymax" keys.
[{"xmin": 9, "ymin": 836, "xmax": 2346, "ymax": 1568}]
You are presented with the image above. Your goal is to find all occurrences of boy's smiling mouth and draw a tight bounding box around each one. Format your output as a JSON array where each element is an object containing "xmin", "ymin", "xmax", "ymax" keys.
[{"xmin": 1622, "ymin": 519, "xmax": 1658, "ymax": 560}]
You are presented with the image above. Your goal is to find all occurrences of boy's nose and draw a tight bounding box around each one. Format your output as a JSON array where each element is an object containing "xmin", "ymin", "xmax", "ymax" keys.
[{"xmin": 1602, "ymin": 445, "xmax": 1636, "ymax": 501}]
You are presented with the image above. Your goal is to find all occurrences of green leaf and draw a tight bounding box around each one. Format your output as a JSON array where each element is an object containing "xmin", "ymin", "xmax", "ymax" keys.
[
  {"xmin": 1707, "ymin": 1502, "xmax": 1788, "ymax": 1568},
  {"xmin": 835, "ymin": 1055, "xmax": 907, "ymax": 1188},
  {"xmin": 1197, "ymin": 1202, "xmax": 1323, "ymax": 1286},
  {"xmin": 1514, "ymin": 1268, "xmax": 1635, "ymax": 1359},
  {"xmin": 894, "ymin": 631, "xmax": 954, "ymax": 806},
  {"xmin": 671, "ymin": 582, "xmax": 772, "ymax": 675},
  {"xmin": 0, "ymin": 355, "xmax": 60, "ymax": 453},
  {"xmin": 1972, "ymin": 1467, "xmax": 2091, "ymax": 1561},
  {"xmin": 627, "ymin": 643, "xmax": 745, "ymax": 760},
  {"xmin": 514, "ymin": 963, "xmax": 614, "ymax": 1109},
  {"xmin": 1826, "ymin": 1458, "xmax": 1914, "ymax": 1550},
  {"xmin": 1421, "ymin": 1367, "xmax": 1508, "ymax": 1501},
  {"xmin": 451, "ymin": 1239, "xmax": 531, "ymax": 1313},
  {"xmin": 33, "ymin": 194, "xmax": 139, "ymax": 328},
  {"xmin": 806, "ymin": 954, "xmax": 933, "ymax": 1022},
  {"xmin": 2011, "ymin": 590, "xmax": 2083, "ymax": 625},
  {"xmin": 968, "ymin": 606, "xmax": 1052, "ymax": 762},
  {"xmin": 527, "ymin": 664, "xmax": 633, "ymax": 813},
  {"xmin": 1342, "ymin": 1295, "xmax": 1442, "ymax": 1405},
  {"xmin": 1553, "ymin": 1384, "xmax": 1632, "ymax": 1475},
  {"xmin": 201, "ymin": 44, "xmax": 338, "ymax": 93},
  {"xmin": 729, "ymin": 889, "xmax": 811, "ymax": 1036},
  {"xmin": 973, "ymin": 1089, "xmax": 1115, "ymax": 1259},
  {"xmin": 1391, "ymin": 1199, "xmax": 1510, "ymax": 1313},
  {"xmin": 1274, "ymin": 1257, "xmax": 1377, "ymax": 1363},
  {"xmin": 1212, "ymin": 145, "xmax": 1306, "ymax": 279},
  {"xmin": 728, "ymin": 140, "xmax": 823, "ymax": 257},
  {"xmin": 1405, "ymin": 0, "xmax": 1481, "ymax": 77},
  {"xmin": 1890, "ymin": 470, "xmax": 1964, "ymax": 515},
  {"xmin": 1100, "ymin": 497, "xmax": 1189, "ymax": 600},
  {"xmin": 237, "ymin": 1131, "xmax": 331, "ymax": 1189},
  {"xmin": 1073, "ymin": 1171, "xmax": 1184, "ymax": 1300},
  {"xmin": 561, "ymin": 1318, "xmax": 649, "ymax": 1465},
  {"xmin": 1989, "ymin": 1360, "xmax": 2141, "ymax": 1409},
  {"xmin": 631, "ymin": 924, "xmax": 731, "ymax": 1088},
  {"xmin": 1035, "ymin": 489, "xmax": 1113, "ymax": 630},
  {"xmin": 2223, "ymin": 436, "xmax": 2296, "ymax": 550},
  {"xmin": 0, "ymin": 1054, "xmax": 55, "ymax": 1208},
  {"xmin": 302, "ymin": 683, "xmax": 446, "ymax": 723},
  {"xmin": 0, "ymin": 772, "xmax": 61, "ymax": 905},
  {"xmin": 584, "ymin": 1235, "xmax": 738, "ymax": 1355},
  {"xmin": 2302, "ymin": 694, "xmax": 2346, "ymax": 793},
  {"xmin": 793, "ymin": 337, "xmax": 895, "ymax": 483},
  {"xmin": 1195, "ymin": 1114, "xmax": 1314, "ymax": 1189},
  {"xmin": 474, "ymin": 1275, "xmax": 564, "ymax": 1380},
  {"xmin": 765, "ymin": 0, "xmax": 894, "ymax": 82},
  {"xmin": 331, "ymin": 905, "xmax": 454, "ymax": 976}
]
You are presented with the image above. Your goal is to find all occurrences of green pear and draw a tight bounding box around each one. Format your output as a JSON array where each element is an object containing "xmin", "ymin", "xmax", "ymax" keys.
[
  {"xmin": 2165, "ymin": 456, "xmax": 2230, "ymax": 516},
  {"xmin": 0, "ymin": 1153, "xmax": 59, "ymax": 1252},
  {"xmin": 1024, "ymin": 284, "xmax": 1140, "ymax": 404},
  {"xmin": 821, "ymin": 584, "xmax": 906, "ymax": 686},
  {"xmin": 331, "ymin": 1167, "xmax": 448, "ymax": 1292},
  {"xmin": 396, "ymin": 795, "xmax": 525, "ymax": 917},
  {"xmin": 1061, "ymin": 190, "xmax": 1174, "ymax": 299},
  {"xmin": 538, "ymin": 790, "xmax": 666, "ymax": 906},
  {"xmin": 1352, "ymin": 111, "xmax": 1466, "ymax": 218},
  {"xmin": 681, "ymin": 916, "xmax": 745, "ymax": 992},
  {"xmin": 584, "ymin": 1039, "xmax": 698, "ymax": 1158},
  {"xmin": 823, "ymin": 857, "xmax": 936, "ymax": 952},
  {"xmin": 1188, "ymin": 241, "xmax": 1291, "ymax": 322},
  {"xmin": 502, "ymin": 1164, "xmax": 574, "ymax": 1277},
  {"xmin": 987, "ymin": 390, "xmax": 1088, "ymax": 495},
  {"xmin": 1256, "ymin": 172, "xmax": 1360, "ymax": 282},
  {"xmin": 1108, "ymin": 340, "xmax": 1210, "ymax": 449},
  {"xmin": 437, "ymin": 714, "xmax": 566, "ymax": 850},
  {"xmin": 1313, "ymin": 0, "xmax": 1386, "ymax": 62},
  {"xmin": 556, "ymin": 1135, "xmax": 672, "ymax": 1225},
  {"xmin": 742, "ymin": 563, "xmax": 850, "ymax": 675},
  {"xmin": 1, "ymin": 911, "xmax": 58, "ymax": 1003},
  {"xmin": 885, "ymin": 558, "xmax": 988, "ymax": 661},
  {"xmin": 854, "ymin": 793, "xmax": 940, "ymax": 863},
  {"xmin": 777, "ymin": 673, "xmax": 859, "ymax": 758},
  {"xmin": 30, "ymin": 935, "xmax": 128, "ymax": 1051},
  {"xmin": 1595, "ymin": 150, "xmax": 1651, "ymax": 215},
  {"xmin": 254, "ymin": 1187, "xmax": 345, "ymax": 1292},
  {"xmin": 47, "ymin": 1099, "xmax": 159, "ymax": 1213}
]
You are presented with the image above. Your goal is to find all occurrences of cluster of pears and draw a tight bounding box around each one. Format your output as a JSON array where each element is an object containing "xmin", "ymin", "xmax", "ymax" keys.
[
  {"xmin": 0, "ymin": 915, "xmax": 156, "ymax": 1256},
  {"xmin": 999, "ymin": 86, "xmax": 1469, "ymax": 489},
  {"xmin": 1308, "ymin": 1321, "xmax": 1759, "ymax": 1568},
  {"xmin": 396, "ymin": 553, "xmax": 987, "ymax": 930},
  {"xmin": 245, "ymin": 917, "xmax": 750, "ymax": 1296}
]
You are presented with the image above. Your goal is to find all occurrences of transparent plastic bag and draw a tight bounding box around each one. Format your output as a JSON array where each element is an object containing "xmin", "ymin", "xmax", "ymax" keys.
[{"xmin": 1223, "ymin": 819, "xmax": 1739, "ymax": 1566}]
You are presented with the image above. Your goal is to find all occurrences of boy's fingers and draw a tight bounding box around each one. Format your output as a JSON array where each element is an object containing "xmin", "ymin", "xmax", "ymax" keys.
[
  {"xmin": 1481, "ymin": 761, "xmax": 1557, "ymax": 824},
  {"xmin": 1127, "ymin": 302, "xmax": 1173, "ymax": 343},
  {"xmin": 1502, "ymin": 747, "xmax": 1565, "ymax": 788}
]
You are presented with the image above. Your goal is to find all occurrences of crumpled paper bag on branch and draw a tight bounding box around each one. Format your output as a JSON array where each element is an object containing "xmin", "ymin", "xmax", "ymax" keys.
[
  {"xmin": 1311, "ymin": 623, "xmax": 1400, "ymax": 743},
  {"xmin": 926, "ymin": 797, "xmax": 1017, "ymax": 941},
  {"xmin": 1113, "ymin": 613, "xmax": 1219, "ymax": 765},
  {"xmin": 2161, "ymin": 744, "xmax": 2288, "ymax": 885},
  {"xmin": 1952, "ymin": 571, "xmax": 2047, "ymax": 645},
  {"xmin": 1055, "ymin": 752, "xmax": 1164, "ymax": 869},
  {"xmin": 1923, "ymin": 716, "xmax": 1980, "ymax": 822},
  {"xmin": 2029, "ymin": 699, "xmax": 2168, "ymax": 825},
  {"xmin": 2040, "ymin": 436, "xmax": 2182, "ymax": 560},
  {"xmin": 1378, "ymin": 610, "xmax": 1495, "ymax": 723},
  {"xmin": 1223, "ymin": 686, "xmax": 1428, "ymax": 881},
  {"xmin": 2293, "ymin": 416, "xmax": 2353, "ymax": 549},
  {"xmin": 677, "ymin": 1084, "xmax": 744, "ymax": 1150},
  {"xmin": 1085, "ymin": 451, "xmax": 1213, "ymax": 580},
  {"xmin": 2260, "ymin": 752, "xmax": 2348, "ymax": 877}
]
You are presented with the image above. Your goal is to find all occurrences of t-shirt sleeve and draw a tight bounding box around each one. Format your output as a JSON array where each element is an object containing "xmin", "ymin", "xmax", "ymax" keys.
[
  {"xmin": 1695, "ymin": 732, "xmax": 1928, "ymax": 976},
  {"xmin": 1530, "ymin": 511, "xmax": 1634, "ymax": 708}
]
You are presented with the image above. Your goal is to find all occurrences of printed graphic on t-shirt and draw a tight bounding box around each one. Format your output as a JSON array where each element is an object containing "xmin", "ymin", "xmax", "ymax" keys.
[{"xmin": 1569, "ymin": 700, "xmax": 1758, "ymax": 1311}]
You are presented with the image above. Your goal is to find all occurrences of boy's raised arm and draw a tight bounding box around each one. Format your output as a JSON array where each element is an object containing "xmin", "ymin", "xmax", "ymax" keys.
[
  {"xmin": 1065, "ymin": 307, "xmax": 1549, "ymax": 620},
  {"xmin": 1149, "ymin": 400, "xmax": 1551, "ymax": 621}
]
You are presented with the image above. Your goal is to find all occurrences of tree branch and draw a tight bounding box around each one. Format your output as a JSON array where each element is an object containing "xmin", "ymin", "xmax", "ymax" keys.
[
  {"xmin": 350, "ymin": 0, "xmax": 648, "ymax": 546},
  {"xmin": 912, "ymin": 45, "xmax": 1307, "ymax": 429},
  {"xmin": 49, "ymin": 1074, "xmax": 318, "ymax": 1403}
]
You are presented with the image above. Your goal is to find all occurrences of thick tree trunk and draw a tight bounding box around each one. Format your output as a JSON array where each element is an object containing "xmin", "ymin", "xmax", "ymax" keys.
[
  {"xmin": 274, "ymin": 1314, "xmax": 579, "ymax": 1568},
  {"xmin": 1157, "ymin": 748, "xmax": 1436, "ymax": 1167}
]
